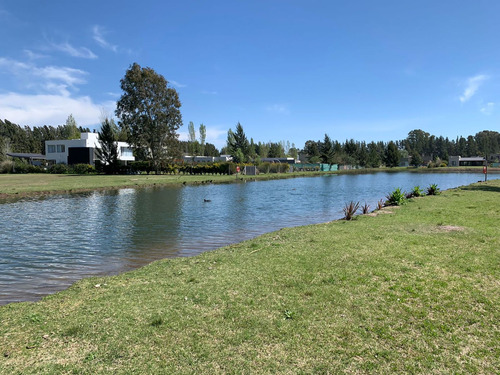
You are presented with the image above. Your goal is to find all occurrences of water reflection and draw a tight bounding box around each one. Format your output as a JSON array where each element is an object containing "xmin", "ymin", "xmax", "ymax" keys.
[{"xmin": 0, "ymin": 171, "xmax": 497, "ymax": 304}]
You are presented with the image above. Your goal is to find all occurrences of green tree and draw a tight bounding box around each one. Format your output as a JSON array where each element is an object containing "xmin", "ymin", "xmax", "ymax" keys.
[
  {"xmin": 199, "ymin": 123, "xmax": 206, "ymax": 156},
  {"xmin": 96, "ymin": 118, "xmax": 119, "ymax": 174},
  {"xmin": 188, "ymin": 121, "xmax": 196, "ymax": 156},
  {"xmin": 62, "ymin": 114, "xmax": 80, "ymax": 140},
  {"xmin": 384, "ymin": 141, "xmax": 400, "ymax": 167},
  {"xmin": 320, "ymin": 134, "xmax": 335, "ymax": 166},
  {"xmin": 409, "ymin": 149, "xmax": 423, "ymax": 167},
  {"xmin": 226, "ymin": 122, "xmax": 249, "ymax": 163},
  {"xmin": 116, "ymin": 63, "xmax": 182, "ymax": 174}
]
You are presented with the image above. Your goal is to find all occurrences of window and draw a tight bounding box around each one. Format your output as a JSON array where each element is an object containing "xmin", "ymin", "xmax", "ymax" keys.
[
  {"xmin": 56, "ymin": 144, "xmax": 65, "ymax": 153},
  {"xmin": 121, "ymin": 147, "xmax": 133, "ymax": 157},
  {"xmin": 48, "ymin": 145, "xmax": 56, "ymax": 153}
]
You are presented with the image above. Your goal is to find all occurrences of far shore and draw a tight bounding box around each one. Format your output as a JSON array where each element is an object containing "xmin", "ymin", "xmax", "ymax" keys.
[{"xmin": 0, "ymin": 166, "xmax": 498, "ymax": 200}]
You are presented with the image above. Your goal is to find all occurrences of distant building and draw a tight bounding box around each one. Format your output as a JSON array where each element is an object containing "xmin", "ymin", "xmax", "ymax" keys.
[
  {"xmin": 448, "ymin": 156, "xmax": 486, "ymax": 167},
  {"xmin": 260, "ymin": 157, "xmax": 296, "ymax": 164},
  {"xmin": 182, "ymin": 154, "xmax": 233, "ymax": 163},
  {"xmin": 45, "ymin": 132, "xmax": 134, "ymax": 166}
]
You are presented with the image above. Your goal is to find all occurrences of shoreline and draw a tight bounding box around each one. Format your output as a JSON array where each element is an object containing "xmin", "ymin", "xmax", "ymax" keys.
[
  {"xmin": 1, "ymin": 166, "xmax": 497, "ymax": 201},
  {"xmin": 1, "ymin": 179, "xmax": 498, "ymax": 373}
]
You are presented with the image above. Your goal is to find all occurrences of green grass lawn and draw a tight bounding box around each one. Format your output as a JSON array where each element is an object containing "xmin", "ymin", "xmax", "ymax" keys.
[
  {"xmin": 0, "ymin": 180, "xmax": 499, "ymax": 374},
  {"xmin": 0, "ymin": 172, "xmax": 323, "ymax": 197},
  {"xmin": 1, "ymin": 167, "xmax": 495, "ymax": 198}
]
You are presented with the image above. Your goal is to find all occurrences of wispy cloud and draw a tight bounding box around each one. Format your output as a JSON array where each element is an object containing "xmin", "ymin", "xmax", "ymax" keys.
[
  {"xmin": 266, "ymin": 104, "xmax": 290, "ymax": 115},
  {"xmin": 480, "ymin": 102, "xmax": 495, "ymax": 115},
  {"xmin": 460, "ymin": 74, "xmax": 489, "ymax": 103},
  {"xmin": 23, "ymin": 49, "xmax": 49, "ymax": 60},
  {"xmin": 0, "ymin": 8, "xmax": 10, "ymax": 18},
  {"xmin": 170, "ymin": 80, "xmax": 187, "ymax": 88},
  {"xmin": 0, "ymin": 57, "xmax": 88, "ymax": 96},
  {"xmin": 50, "ymin": 41, "xmax": 97, "ymax": 59},
  {"xmin": 92, "ymin": 25, "xmax": 118, "ymax": 52}
]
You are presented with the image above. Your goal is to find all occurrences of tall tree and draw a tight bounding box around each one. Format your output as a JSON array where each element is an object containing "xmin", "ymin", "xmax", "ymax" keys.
[
  {"xmin": 187, "ymin": 121, "xmax": 197, "ymax": 156},
  {"xmin": 96, "ymin": 118, "xmax": 119, "ymax": 174},
  {"xmin": 199, "ymin": 123, "xmax": 206, "ymax": 156},
  {"xmin": 320, "ymin": 134, "xmax": 335, "ymax": 166},
  {"xmin": 384, "ymin": 141, "xmax": 400, "ymax": 167},
  {"xmin": 62, "ymin": 114, "xmax": 80, "ymax": 140},
  {"xmin": 226, "ymin": 122, "xmax": 249, "ymax": 162},
  {"xmin": 115, "ymin": 63, "xmax": 182, "ymax": 173}
]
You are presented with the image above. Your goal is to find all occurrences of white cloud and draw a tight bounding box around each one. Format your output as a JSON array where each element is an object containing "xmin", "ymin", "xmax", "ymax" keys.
[
  {"xmin": 459, "ymin": 74, "xmax": 489, "ymax": 103},
  {"xmin": 0, "ymin": 92, "xmax": 115, "ymax": 127},
  {"xmin": 480, "ymin": 102, "xmax": 495, "ymax": 115},
  {"xmin": 266, "ymin": 104, "xmax": 290, "ymax": 115},
  {"xmin": 0, "ymin": 57, "xmax": 87, "ymax": 96},
  {"xmin": 50, "ymin": 42, "xmax": 97, "ymax": 59},
  {"xmin": 0, "ymin": 56, "xmax": 108, "ymax": 127},
  {"xmin": 92, "ymin": 25, "xmax": 118, "ymax": 52},
  {"xmin": 23, "ymin": 49, "xmax": 49, "ymax": 60},
  {"xmin": 170, "ymin": 80, "xmax": 187, "ymax": 88}
]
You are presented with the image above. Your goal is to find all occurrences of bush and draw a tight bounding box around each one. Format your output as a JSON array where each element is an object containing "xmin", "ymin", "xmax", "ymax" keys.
[
  {"xmin": 70, "ymin": 164, "xmax": 96, "ymax": 174},
  {"xmin": 426, "ymin": 184, "xmax": 440, "ymax": 196},
  {"xmin": 406, "ymin": 185, "xmax": 424, "ymax": 199},
  {"xmin": 386, "ymin": 187, "xmax": 406, "ymax": 206},
  {"xmin": 48, "ymin": 164, "xmax": 69, "ymax": 174},
  {"xmin": 0, "ymin": 160, "xmax": 14, "ymax": 173}
]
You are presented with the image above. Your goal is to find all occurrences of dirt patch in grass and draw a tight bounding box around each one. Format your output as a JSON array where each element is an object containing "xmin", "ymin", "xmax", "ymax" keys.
[{"xmin": 436, "ymin": 225, "xmax": 466, "ymax": 232}]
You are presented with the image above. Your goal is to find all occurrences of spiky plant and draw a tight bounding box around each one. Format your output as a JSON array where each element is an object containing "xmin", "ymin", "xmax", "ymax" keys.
[{"xmin": 343, "ymin": 201, "xmax": 360, "ymax": 220}]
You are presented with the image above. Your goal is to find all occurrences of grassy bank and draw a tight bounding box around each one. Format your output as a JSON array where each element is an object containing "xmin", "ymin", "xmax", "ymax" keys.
[
  {"xmin": 1, "ymin": 167, "xmax": 497, "ymax": 198},
  {"xmin": 0, "ymin": 172, "xmax": 316, "ymax": 198},
  {"xmin": 1, "ymin": 180, "xmax": 499, "ymax": 374}
]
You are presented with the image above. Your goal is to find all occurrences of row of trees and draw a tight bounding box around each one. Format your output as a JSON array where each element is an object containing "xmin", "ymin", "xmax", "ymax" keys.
[
  {"xmin": 2, "ymin": 62, "xmax": 500, "ymax": 172},
  {"xmin": 220, "ymin": 122, "xmax": 299, "ymax": 163},
  {"xmin": 0, "ymin": 115, "xmax": 89, "ymax": 160}
]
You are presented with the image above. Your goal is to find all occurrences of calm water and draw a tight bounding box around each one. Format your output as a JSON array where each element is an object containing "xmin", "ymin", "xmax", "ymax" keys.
[{"xmin": 0, "ymin": 171, "xmax": 496, "ymax": 305}]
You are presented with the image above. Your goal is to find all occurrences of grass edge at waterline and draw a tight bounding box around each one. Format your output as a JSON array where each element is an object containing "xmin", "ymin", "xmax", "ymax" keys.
[{"xmin": 0, "ymin": 180, "xmax": 499, "ymax": 374}]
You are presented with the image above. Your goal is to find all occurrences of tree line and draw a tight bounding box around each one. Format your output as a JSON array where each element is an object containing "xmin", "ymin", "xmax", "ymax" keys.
[{"xmin": 2, "ymin": 61, "xmax": 500, "ymax": 171}]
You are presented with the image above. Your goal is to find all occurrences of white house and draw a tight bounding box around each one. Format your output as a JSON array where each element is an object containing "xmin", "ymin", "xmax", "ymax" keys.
[{"xmin": 45, "ymin": 132, "xmax": 134, "ymax": 165}]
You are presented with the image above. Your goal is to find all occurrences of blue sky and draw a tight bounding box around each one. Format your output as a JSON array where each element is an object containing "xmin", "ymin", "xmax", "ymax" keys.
[{"xmin": 0, "ymin": 1, "xmax": 499, "ymax": 149}]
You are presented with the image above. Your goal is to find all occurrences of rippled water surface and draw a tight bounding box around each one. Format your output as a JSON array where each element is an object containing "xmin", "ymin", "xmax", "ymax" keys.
[{"xmin": 0, "ymin": 171, "xmax": 496, "ymax": 304}]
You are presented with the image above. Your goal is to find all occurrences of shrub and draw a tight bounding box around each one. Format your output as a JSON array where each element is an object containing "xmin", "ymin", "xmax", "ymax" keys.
[
  {"xmin": 361, "ymin": 202, "xmax": 370, "ymax": 214},
  {"xmin": 48, "ymin": 164, "xmax": 69, "ymax": 174},
  {"xmin": 343, "ymin": 201, "xmax": 360, "ymax": 220},
  {"xmin": 71, "ymin": 164, "xmax": 95, "ymax": 174},
  {"xmin": 426, "ymin": 183, "xmax": 440, "ymax": 196},
  {"xmin": 386, "ymin": 187, "xmax": 406, "ymax": 206},
  {"xmin": 0, "ymin": 160, "xmax": 14, "ymax": 173},
  {"xmin": 411, "ymin": 185, "xmax": 424, "ymax": 197}
]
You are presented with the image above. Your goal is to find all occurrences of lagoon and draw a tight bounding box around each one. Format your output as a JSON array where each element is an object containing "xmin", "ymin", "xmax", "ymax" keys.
[{"xmin": 0, "ymin": 171, "xmax": 496, "ymax": 305}]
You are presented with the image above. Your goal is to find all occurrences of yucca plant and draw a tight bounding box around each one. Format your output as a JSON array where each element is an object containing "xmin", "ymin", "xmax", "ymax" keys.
[
  {"xmin": 376, "ymin": 199, "xmax": 385, "ymax": 210},
  {"xmin": 426, "ymin": 183, "xmax": 440, "ymax": 196},
  {"xmin": 343, "ymin": 201, "xmax": 360, "ymax": 220},
  {"xmin": 361, "ymin": 202, "xmax": 370, "ymax": 214},
  {"xmin": 385, "ymin": 187, "xmax": 406, "ymax": 206}
]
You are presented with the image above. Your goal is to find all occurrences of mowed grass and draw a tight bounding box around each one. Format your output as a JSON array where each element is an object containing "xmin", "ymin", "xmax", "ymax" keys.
[
  {"xmin": 1, "ymin": 181, "xmax": 499, "ymax": 374},
  {"xmin": 0, "ymin": 172, "xmax": 323, "ymax": 197}
]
